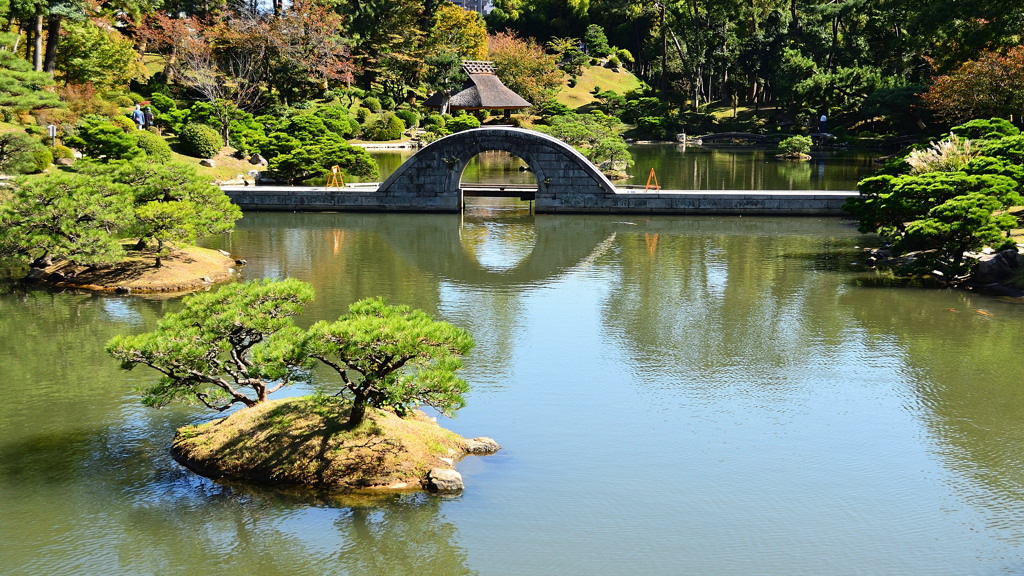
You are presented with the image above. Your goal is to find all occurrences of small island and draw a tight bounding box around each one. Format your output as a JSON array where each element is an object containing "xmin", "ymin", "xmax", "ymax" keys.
[
  {"xmin": 173, "ymin": 397, "xmax": 499, "ymax": 491},
  {"xmin": 107, "ymin": 279, "xmax": 497, "ymax": 493},
  {"xmin": 1, "ymin": 159, "xmax": 242, "ymax": 293}
]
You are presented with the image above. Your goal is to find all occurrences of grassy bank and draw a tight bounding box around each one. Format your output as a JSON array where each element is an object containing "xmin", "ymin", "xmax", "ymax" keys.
[
  {"xmin": 557, "ymin": 64, "xmax": 643, "ymax": 110},
  {"xmin": 172, "ymin": 395, "xmax": 468, "ymax": 489}
]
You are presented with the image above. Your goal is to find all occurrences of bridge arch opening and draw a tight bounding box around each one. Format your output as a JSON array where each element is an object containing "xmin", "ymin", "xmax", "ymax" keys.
[{"xmin": 458, "ymin": 150, "xmax": 538, "ymax": 213}]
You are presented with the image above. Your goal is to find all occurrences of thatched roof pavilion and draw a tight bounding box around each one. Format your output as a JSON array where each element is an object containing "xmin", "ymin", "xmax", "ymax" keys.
[{"xmin": 423, "ymin": 61, "xmax": 531, "ymax": 112}]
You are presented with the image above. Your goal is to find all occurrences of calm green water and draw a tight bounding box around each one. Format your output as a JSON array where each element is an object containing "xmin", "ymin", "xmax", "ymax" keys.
[
  {"xmin": 3, "ymin": 212, "xmax": 1024, "ymax": 575},
  {"xmin": 351, "ymin": 144, "xmax": 877, "ymax": 190}
]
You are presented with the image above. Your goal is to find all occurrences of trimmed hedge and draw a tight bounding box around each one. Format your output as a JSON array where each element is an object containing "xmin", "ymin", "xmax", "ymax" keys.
[
  {"xmin": 395, "ymin": 109, "xmax": 419, "ymax": 128},
  {"xmin": 180, "ymin": 123, "xmax": 223, "ymax": 158}
]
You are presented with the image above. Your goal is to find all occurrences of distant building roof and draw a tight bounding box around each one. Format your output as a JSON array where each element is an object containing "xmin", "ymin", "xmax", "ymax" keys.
[{"xmin": 423, "ymin": 61, "xmax": 531, "ymax": 111}]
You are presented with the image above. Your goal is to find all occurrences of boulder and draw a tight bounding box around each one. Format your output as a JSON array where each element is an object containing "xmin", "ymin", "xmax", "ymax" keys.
[
  {"xmin": 427, "ymin": 468, "xmax": 463, "ymax": 493},
  {"xmin": 55, "ymin": 157, "xmax": 74, "ymax": 166},
  {"xmin": 464, "ymin": 437, "xmax": 501, "ymax": 455},
  {"xmin": 24, "ymin": 267, "xmax": 46, "ymax": 281},
  {"xmin": 972, "ymin": 254, "xmax": 1012, "ymax": 283},
  {"xmin": 247, "ymin": 169, "xmax": 262, "ymax": 181},
  {"xmin": 249, "ymin": 153, "xmax": 268, "ymax": 166},
  {"xmin": 999, "ymin": 248, "xmax": 1023, "ymax": 269},
  {"xmin": 200, "ymin": 159, "xmax": 216, "ymax": 168}
]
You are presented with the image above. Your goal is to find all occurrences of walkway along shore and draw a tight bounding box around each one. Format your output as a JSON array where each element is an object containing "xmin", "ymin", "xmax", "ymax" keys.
[{"xmin": 220, "ymin": 185, "xmax": 857, "ymax": 215}]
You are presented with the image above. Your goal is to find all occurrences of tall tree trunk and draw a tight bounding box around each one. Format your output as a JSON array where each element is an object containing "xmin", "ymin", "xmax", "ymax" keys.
[
  {"xmin": 33, "ymin": 10, "xmax": 43, "ymax": 72},
  {"xmin": 659, "ymin": 3, "xmax": 668, "ymax": 95},
  {"xmin": 43, "ymin": 15, "xmax": 59, "ymax": 74},
  {"xmin": 790, "ymin": 0, "xmax": 800, "ymax": 36},
  {"xmin": 24, "ymin": 20, "xmax": 34, "ymax": 63}
]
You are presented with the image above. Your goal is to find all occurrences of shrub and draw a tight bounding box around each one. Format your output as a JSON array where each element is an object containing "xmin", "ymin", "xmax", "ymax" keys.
[
  {"xmin": 0, "ymin": 132, "xmax": 43, "ymax": 174},
  {"xmin": 52, "ymin": 144, "xmax": 74, "ymax": 159},
  {"xmin": 179, "ymin": 123, "xmax": 222, "ymax": 158},
  {"xmin": 65, "ymin": 116, "xmax": 142, "ymax": 161},
  {"xmin": 128, "ymin": 92, "xmax": 146, "ymax": 104},
  {"xmin": 113, "ymin": 95, "xmax": 134, "ymax": 107},
  {"xmin": 356, "ymin": 107, "xmax": 372, "ymax": 124},
  {"xmin": 567, "ymin": 76, "xmax": 577, "ymax": 88},
  {"xmin": 362, "ymin": 96, "xmax": 381, "ymax": 113},
  {"xmin": 395, "ymin": 109, "xmax": 419, "ymax": 128},
  {"xmin": 363, "ymin": 112, "xmax": 405, "ymax": 141},
  {"xmin": 779, "ymin": 135, "xmax": 812, "ymax": 155},
  {"xmin": 616, "ymin": 49, "xmax": 634, "ymax": 64},
  {"xmin": 134, "ymin": 130, "xmax": 172, "ymax": 161},
  {"xmin": 0, "ymin": 107, "xmax": 12, "ymax": 122},
  {"xmin": 148, "ymin": 93, "xmax": 176, "ymax": 114},
  {"xmin": 606, "ymin": 55, "xmax": 620, "ymax": 68},
  {"xmin": 32, "ymin": 147, "xmax": 52, "ymax": 172},
  {"xmin": 111, "ymin": 115, "xmax": 136, "ymax": 132},
  {"xmin": 447, "ymin": 114, "xmax": 481, "ymax": 133},
  {"xmin": 424, "ymin": 114, "xmax": 445, "ymax": 129},
  {"xmin": 291, "ymin": 100, "xmax": 315, "ymax": 110},
  {"xmin": 380, "ymin": 95, "xmax": 395, "ymax": 110},
  {"xmin": 475, "ymin": 109, "xmax": 490, "ymax": 121},
  {"xmin": 950, "ymin": 118, "xmax": 1020, "ymax": 140},
  {"xmin": 585, "ymin": 24, "xmax": 612, "ymax": 57}
]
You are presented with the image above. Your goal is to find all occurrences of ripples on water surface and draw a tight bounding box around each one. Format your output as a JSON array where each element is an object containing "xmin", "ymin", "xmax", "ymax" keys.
[{"xmin": 3, "ymin": 210, "xmax": 1024, "ymax": 575}]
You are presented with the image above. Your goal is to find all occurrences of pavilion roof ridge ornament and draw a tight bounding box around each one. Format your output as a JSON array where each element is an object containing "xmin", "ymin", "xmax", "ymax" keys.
[{"xmin": 461, "ymin": 60, "xmax": 496, "ymax": 75}]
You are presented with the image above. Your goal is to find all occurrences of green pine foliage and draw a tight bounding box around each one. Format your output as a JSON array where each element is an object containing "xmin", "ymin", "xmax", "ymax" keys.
[
  {"xmin": 302, "ymin": 297, "xmax": 475, "ymax": 426},
  {"xmin": 263, "ymin": 115, "xmax": 378, "ymax": 184},
  {"xmin": 106, "ymin": 279, "xmax": 317, "ymax": 411},
  {"xmin": 179, "ymin": 123, "xmax": 223, "ymax": 158},
  {"xmin": 0, "ymin": 132, "xmax": 48, "ymax": 175},
  {"xmin": 65, "ymin": 116, "xmax": 143, "ymax": 161},
  {"xmin": 0, "ymin": 33, "xmax": 60, "ymax": 111},
  {"xmin": 779, "ymin": 135, "xmax": 812, "ymax": 154},
  {"xmin": 446, "ymin": 114, "xmax": 481, "ymax": 133},
  {"xmin": 363, "ymin": 111, "xmax": 405, "ymax": 141},
  {"xmin": 0, "ymin": 172, "xmax": 133, "ymax": 266},
  {"xmin": 845, "ymin": 119, "xmax": 1023, "ymax": 276}
]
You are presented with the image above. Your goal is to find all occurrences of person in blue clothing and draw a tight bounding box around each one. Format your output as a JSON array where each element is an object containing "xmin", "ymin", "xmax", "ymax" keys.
[{"xmin": 131, "ymin": 104, "xmax": 145, "ymax": 130}]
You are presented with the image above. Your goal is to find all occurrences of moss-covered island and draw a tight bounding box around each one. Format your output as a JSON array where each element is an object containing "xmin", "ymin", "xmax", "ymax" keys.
[{"xmin": 172, "ymin": 395, "xmax": 497, "ymax": 491}]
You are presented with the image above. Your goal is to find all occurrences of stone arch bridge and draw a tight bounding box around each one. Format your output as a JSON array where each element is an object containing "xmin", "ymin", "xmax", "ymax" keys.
[{"xmin": 374, "ymin": 127, "xmax": 616, "ymax": 212}]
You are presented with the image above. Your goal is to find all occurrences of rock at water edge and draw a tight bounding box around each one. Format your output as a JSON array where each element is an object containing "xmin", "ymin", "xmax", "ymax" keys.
[
  {"xmin": 427, "ymin": 468, "xmax": 463, "ymax": 493},
  {"xmin": 464, "ymin": 437, "xmax": 501, "ymax": 455}
]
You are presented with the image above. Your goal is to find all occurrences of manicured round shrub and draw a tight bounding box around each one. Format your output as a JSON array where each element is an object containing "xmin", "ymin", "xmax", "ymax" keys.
[
  {"xmin": 52, "ymin": 145, "xmax": 74, "ymax": 159},
  {"xmin": 114, "ymin": 96, "xmax": 135, "ymax": 107},
  {"xmin": 128, "ymin": 92, "xmax": 146, "ymax": 104},
  {"xmin": 363, "ymin": 112, "xmax": 405, "ymax": 141},
  {"xmin": 380, "ymin": 95, "xmax": 395, "ymax": 110},
  {"xmin": 447, "ymin": 114, "xmax": 481, "ymax": 133},
  {"xmin": 32, "ymin": 147, "xmax": 52, "ymax": 172},
  {"xmin": 111, "ymin": 115, "xmax": 136, "ymax": 132},
  {"xmin": 606, "ymin": 56, "xmax": 620, "ymax": 68},
  {"xmin": 615, "ymin": 49, "xmax": 634, "ymax": 64},
  {"xmin": 779, "ymin": 135, "xmax": 812, "ymax": 155},
  {"xmin": 395, "ymin": 109, "xmax": 419, "ymax": 128},
  {"xmin": 423, "ymin": 114, "xmax": 445, "ymax": 129},
  {"xmin": 134, "ymin": 130, "xmax": 172, "ymax": 161},
  {"xmin": 362, "ymin": 96, "xmax": 381, "ymax": 113},
  {"xmin": 180, "ymin": 123, "xmax": 223, "ymax": 158},
  {"xmin": 356, "ymin": 107, "xmax": 372, "ymax": 124}
]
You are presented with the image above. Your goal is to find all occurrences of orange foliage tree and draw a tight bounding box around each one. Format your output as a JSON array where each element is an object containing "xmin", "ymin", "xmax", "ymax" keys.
[
  {"xmin": 488, "ymin": 32, "xmax": 563, "ymax": 107},
  {"xmin": 924, "ymin": 46, "xmax": 1024, "ymax": 124}
]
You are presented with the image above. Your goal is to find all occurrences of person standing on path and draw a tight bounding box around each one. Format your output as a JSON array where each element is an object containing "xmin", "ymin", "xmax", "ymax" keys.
[
  {"xmin": 131, "ymin": 104, "xmax": 145, "ymax": 130},
  {"xmin": 143, "ymin": 106, "xmax": 155, "ymax": 130},
  {"xmin": 819, "ymin": 114, "xmax": 827, "ymax": 133}
]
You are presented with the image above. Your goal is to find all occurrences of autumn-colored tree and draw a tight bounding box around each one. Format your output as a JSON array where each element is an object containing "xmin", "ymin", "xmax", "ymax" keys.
[
  {"xmin": 270, "ymin": 0, "xmax": 354, "ymax": 88},
  {"xmin": 924, "ymin": 46, "xmax": 1024, "ymax": 124},
  {"xmin": 427, "ymin": 3, "xmax": 487, "ymax": 61},
  {"xmin": 488, "ymin": 32, "xmax": 562, "ymax": 106}
]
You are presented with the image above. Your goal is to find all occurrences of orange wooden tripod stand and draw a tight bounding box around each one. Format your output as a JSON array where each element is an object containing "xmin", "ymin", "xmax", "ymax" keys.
[{"xmin": 644, "ymin": 168, "xmax": 661, "ymax": 192}]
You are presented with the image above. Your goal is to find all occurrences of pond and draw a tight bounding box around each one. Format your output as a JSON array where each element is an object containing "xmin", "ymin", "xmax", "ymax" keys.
[
  {"xmin": 3, "ymin": 212, "xmax": 1024, "ymax": 575},
  {"xmin": 345, "ymin": 143, "xmax": 879, "ymax": 191}
]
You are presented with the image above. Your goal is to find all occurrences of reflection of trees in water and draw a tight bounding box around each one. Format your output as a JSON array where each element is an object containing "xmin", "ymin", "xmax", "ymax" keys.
[
  {"xmin": 459, "ymin": 150, "xmax": 535, "ymax": 186},
  {"xmin": 600, "ymin": 219, "xmax": 859, "ymax": 393},
  {"xmin": 333, "ymin": 494, "xmax": 476, "ymax": 576},
  {"xmin": 847, "ymin": 291, "xmax": 1024, "ymax": 539}
]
